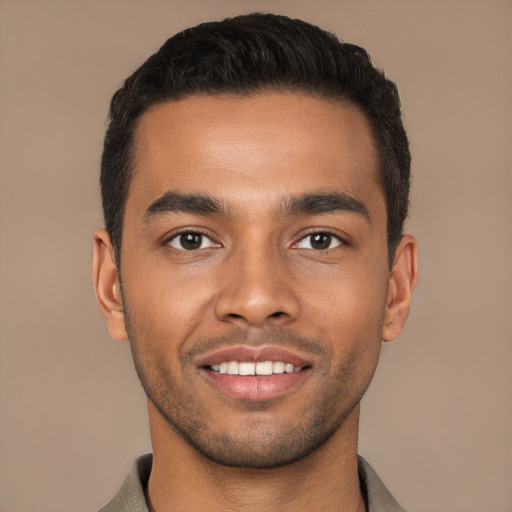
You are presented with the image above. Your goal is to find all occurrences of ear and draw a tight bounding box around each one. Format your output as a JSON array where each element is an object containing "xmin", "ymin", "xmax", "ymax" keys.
[
  {"xmin": 92, "ymin": 229, "xmax": 129, "ymax": 341},
  {"xmin": 382, "ymin": 235, "xmax": 418, "ymax": 342}
]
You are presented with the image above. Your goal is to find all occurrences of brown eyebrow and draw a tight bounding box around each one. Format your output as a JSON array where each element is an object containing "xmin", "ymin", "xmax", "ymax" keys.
[
  {"xmin": 143, "ymin": 192, "xmax": 225, "ymax": 220},
  {"xmin": 284, "ymin": 191, "xmax": 371, "ymax": 222},
  {"xmin": 143, "ymin": 190, "xmax": 370, "ymax": 223}
]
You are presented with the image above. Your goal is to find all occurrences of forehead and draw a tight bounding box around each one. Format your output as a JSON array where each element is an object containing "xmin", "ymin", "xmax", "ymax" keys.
[{"xmin": 127, "ymin": 93, "xmax": 382, "ymax": 218}]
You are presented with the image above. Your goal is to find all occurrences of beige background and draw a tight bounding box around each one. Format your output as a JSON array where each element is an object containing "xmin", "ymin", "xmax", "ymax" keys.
[{"xmin": 1, "ymin": 1, "xmax": 511, "ymax": 511}]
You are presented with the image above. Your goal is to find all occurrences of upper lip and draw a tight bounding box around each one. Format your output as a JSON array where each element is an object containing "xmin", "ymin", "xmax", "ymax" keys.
[{"xmin": 196, "ymin": 345, "xmax": 312, "ymax": 368}]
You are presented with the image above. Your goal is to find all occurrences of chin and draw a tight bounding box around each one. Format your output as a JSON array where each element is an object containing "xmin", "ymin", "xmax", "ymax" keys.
[{"xmin": 150, "ymin": 393, "xmax": 360, "ymax": 469}]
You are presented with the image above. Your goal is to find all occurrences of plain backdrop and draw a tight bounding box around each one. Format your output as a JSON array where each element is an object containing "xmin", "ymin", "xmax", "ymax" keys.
[{"xmin": 0, "ymin": 1, "xmax": 511, "ymax": 511}]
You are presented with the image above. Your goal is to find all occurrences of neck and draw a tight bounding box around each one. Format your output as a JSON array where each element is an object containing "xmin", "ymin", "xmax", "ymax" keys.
[{"xmin": 146, "ymin": 401, "xmax": 365, "ymax": 512}]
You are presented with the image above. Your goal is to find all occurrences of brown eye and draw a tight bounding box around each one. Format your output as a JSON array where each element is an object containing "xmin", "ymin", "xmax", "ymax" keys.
[
  {"xmin": 295, "ymin": 232, "xmax": 342, "ymax": 250},
  {"xmin": 168, "ymin": 232, "xmax": 216, "ymax": 251}
]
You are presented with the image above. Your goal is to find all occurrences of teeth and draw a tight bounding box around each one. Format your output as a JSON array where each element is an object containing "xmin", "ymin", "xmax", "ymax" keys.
[
  {"xmin": 273, "ymin": 361, "xmax": 285, "ymax": 374},
  {"xmin": 239, "ymin": 362, "xmax": 255, "ymax": 375},
  {"xmin": 227, "ymin": 361, "xmax": 239, "ymax": 375},
  {"xmin": 210, "ymin": 361, "xmax": 302, "ymax": 375},
  {"xmin": 256, "ymin": 361, "xmax": 273, "ymax": 375}
]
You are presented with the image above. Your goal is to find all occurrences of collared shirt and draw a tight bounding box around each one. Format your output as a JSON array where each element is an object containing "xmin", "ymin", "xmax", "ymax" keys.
[{"xmin": 99, "ymin": 453, "xmax": 406, "ymax": 512}]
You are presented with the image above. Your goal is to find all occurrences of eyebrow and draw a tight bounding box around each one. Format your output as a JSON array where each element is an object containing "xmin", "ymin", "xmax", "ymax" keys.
[
  {"xmin": 144, "ymin": 192, "xmax": 225, "ymax": 220},
  {"xmin": 285, "ymin": 191, "xmax": 371, "ymax": 222},
  {"xmin": 143, "ymin": 190, "xmax": 370, "ymax": 222}
]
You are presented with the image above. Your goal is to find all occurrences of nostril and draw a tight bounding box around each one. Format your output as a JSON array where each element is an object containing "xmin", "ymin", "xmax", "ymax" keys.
[
  {"xmin": 227, "ymin": 313, "xmax": 244, "ymax": 319},
  {"xmin": 224, "ymin": 311, "xmax": 287, "ymax": 322}
]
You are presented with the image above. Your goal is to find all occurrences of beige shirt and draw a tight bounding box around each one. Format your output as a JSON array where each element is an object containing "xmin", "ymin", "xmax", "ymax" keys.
[{"xmin": 99, "ymin": 453, "xmax": 406, "ymax": 512}]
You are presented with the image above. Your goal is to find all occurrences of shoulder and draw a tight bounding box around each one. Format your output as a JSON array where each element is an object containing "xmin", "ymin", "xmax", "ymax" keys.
[
  {"xmin": 358, "ymin": 455, "xmax": 407, "ymax": 512},
  {"xmin": 97, "ymin": 454, "xmax": 152, "ymax": 512}
]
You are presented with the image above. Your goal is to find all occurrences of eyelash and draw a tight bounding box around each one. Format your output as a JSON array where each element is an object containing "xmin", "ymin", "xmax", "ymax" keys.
[
  {"xmin": 293, "ymin": 231, "xmax": 346, "ymax": 251},
  {"xmin": 164, "ymin": 229, "xmax": 219, "ymax": 251},
  {"xmin": 164, "ymin": 228, "xmax": 346, "ymax": 252}
]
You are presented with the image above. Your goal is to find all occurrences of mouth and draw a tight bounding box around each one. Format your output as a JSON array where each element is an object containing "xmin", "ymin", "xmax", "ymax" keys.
[{"xmin": 197, "ymin": 346, "xmax": 312, "ymax": 401}]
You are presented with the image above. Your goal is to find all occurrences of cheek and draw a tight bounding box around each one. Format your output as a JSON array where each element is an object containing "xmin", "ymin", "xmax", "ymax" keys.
[
  {"xmin": 300, "ymin": 263, "xmax": 387, "ymax": 390},
  {"xmin": 122, "ymin": 259, "xmax": 216, "ymax": 336},
  {"xmin": 301, "ymin": 262, "xmax": 388, "ymax": 337}
]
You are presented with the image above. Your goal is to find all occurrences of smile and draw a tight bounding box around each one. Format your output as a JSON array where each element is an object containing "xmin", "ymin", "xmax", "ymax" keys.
[
  {"xmin": 198, "ymin": 347, "xmax": 312, "ymax": 400},
  {"xmin": 210, "ymin": 361, "xmax": 302, "ymax": 375}
]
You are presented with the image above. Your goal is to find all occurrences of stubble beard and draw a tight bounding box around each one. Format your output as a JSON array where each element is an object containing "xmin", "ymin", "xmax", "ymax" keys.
[{"xmin": 126, "ymin": 314, "xmax": 376, "ymax": 469}]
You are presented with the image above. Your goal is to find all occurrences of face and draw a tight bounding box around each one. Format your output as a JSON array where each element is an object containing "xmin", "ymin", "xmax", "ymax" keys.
[{"xmin": 94, "ymin": 93, "xmax": 416, "ymax": 468}]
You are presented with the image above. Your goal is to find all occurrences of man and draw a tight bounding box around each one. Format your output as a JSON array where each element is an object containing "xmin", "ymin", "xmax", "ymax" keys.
[{"xmin": 93, "ymin": 13, "xmax": 417, "ymax": 512}]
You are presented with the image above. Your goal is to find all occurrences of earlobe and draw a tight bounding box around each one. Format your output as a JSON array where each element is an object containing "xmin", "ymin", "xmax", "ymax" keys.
[
  {"xmin": 92, "ymin": 229, "xmax": 129, "ymax": 341},
  {"xmin": 382, "ymin": 235, "xmax": 418, "ymax": 342}
]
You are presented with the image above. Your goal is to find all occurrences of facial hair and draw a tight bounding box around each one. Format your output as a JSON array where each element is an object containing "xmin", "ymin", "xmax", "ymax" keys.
[{"xmin": 126, "ymin": 316, "xmax": 376, "ymax": 469}]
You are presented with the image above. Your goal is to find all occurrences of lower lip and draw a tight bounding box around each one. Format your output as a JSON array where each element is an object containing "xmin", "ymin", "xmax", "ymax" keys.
[{"xmin": 201, "ymin": 369, "xmax": 309, "ymax": 401}]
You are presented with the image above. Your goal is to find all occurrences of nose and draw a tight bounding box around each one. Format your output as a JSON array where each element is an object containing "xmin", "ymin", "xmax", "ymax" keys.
[{"xmin": 214, "ymin": 244, "xmax": 300, "ymax": 327}]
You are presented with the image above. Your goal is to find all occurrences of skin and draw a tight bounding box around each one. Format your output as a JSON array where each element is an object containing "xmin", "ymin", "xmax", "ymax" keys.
[{"xmin": 93, "ymin": 93, "xmax": 417, "ymax": 512}]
